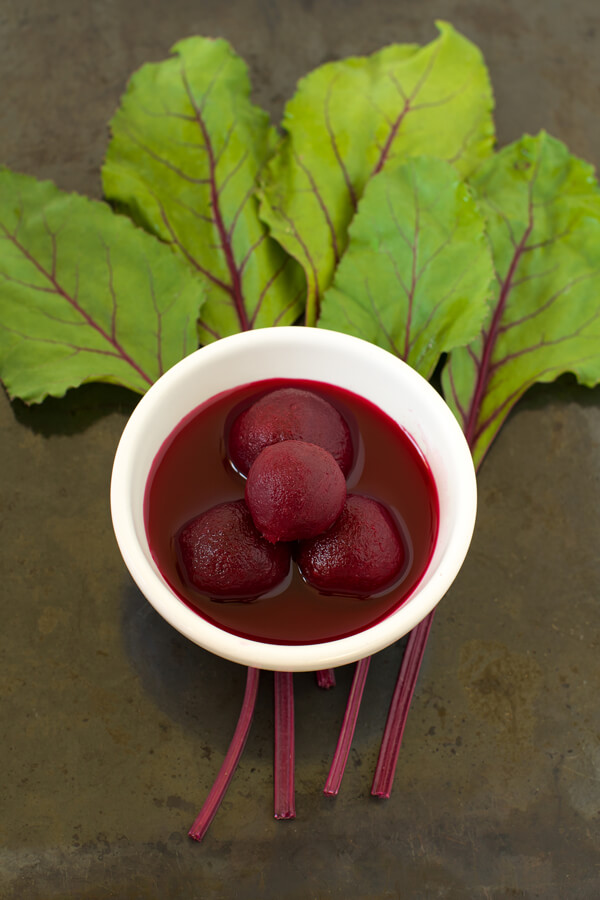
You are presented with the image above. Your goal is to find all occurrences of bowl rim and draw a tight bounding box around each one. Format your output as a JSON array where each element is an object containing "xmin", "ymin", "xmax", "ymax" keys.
[{"xmin": 110, "ymin": 327, "xmax": 477, "ymax": 671}]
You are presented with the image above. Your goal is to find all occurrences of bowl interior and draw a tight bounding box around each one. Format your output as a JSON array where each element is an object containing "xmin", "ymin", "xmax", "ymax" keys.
[{"xmin": 110, "ymin": 327, "xmax": 477, "ymax": 671}]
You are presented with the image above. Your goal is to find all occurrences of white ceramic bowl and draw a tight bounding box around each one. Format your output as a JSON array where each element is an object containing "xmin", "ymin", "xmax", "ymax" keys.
[{"xmin": 110, "ymin": 327, "xmax": 476, "ymax": 671}]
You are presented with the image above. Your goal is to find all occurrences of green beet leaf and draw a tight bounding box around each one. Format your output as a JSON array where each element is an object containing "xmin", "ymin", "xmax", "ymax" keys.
[
  {"xmin": 318, "ymin": 156, "xmax": 493, "ymax": 379},
  {"xmin": 260, "ymin": 21, "xmax": 495, "ymax": 325},
  {"xmin": 103, "ymin": 36, "xmax": 305, "ymax": 343},
  {"xmin": 0, "ymin": 170, "xmax": 203, "ymax": 403},
  {"xmin": 442, "ymin": 132, "xmax": 600, "ymax": 469}
]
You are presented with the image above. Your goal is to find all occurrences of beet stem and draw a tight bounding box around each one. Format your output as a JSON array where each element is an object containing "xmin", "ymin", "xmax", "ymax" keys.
[
  {"xmin": 315, "ymin": 668, "xmax": 336, "ymax": 690},
  {"xmin": 188, "ymin": 666, "xmax": 260, "ymax": 842},
  {"xmin": 274, "ymin": 671, "xmax": 296, "ymax": 819},
  {"xmin": 371, "ymin": 611, "xmax": 435, "ymax": 798},
  {"xmin": 323, "ymin": 655, "xmax": 371, "ymax": 796}
]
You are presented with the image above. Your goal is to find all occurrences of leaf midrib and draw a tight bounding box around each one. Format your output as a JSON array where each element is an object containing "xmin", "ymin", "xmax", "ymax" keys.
[{"xmin": 1, "ymin": 222, "xmax": 154, "ymax": 386}]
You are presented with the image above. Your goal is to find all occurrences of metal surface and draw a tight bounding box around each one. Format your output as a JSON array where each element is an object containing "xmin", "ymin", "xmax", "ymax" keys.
[{"xmin": 1, "ymin": 1, "xmax": 599, "ymax": 897}]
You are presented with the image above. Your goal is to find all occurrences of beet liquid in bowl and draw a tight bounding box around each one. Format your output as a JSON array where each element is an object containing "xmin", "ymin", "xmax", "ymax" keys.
[{"xmin": 110, "ymin": 327, "xmax": 477, "ymax": 672}]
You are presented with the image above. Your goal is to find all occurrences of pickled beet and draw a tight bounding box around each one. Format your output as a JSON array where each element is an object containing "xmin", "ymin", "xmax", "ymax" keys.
[
  {"xmin": 245, "ymin": 440, "xmax": 347, "ymax": 543},
  {"xmin": 145, "ymin": 378, "xmax": 439, "ymax": 645},
  {"xmin": 177, "ymin": 500, "xmax": 291, "ymax": 600},
  {"xmin": 228, "ymin": 387, "xmax": 353, "ymax": 477},
  {"xmin": 296, "ymin": 495, "xmax": 406, "ymax": 597}
]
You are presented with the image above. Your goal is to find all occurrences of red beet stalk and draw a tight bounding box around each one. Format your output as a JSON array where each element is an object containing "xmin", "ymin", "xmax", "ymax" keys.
[
  {"xmin": 188, "ymin": 666, "xmax": 260, "ymax": 842},
  {"xmin": 323, "ymin": 655, "xmax": 371, "ymax": 796},
  {"xmin": 316, "ymin": 669, "xmax": 336, "ymax": 689},
  {"xmin": 369, "ymin": 423, "xmax": 482, "ymax": 796},
  {"xmin": 371, "ymin": 611, "xmax": 435, "ymax": 797},
  {"xmin": 274, "ymin": 671, "xmax": 296, "ymax": 819}
]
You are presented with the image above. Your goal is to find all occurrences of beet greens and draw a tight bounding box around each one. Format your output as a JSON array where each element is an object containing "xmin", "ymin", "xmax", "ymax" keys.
[{"xmin": 260, "ymin": 21, "xmax": 494, "ymax": 325}]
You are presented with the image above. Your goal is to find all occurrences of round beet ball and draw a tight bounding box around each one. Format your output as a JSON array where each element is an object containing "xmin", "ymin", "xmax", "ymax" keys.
[
  {"xmin": 228, "ymin": 387, "xmax": 353, "ymax": 477},
  {"xmin": 245, "ymin": 440, "xmax": 347, "ymax": 543},
  {"xmin": 296, "ymin": 494, "xmax": 406, "ymax": 597},
  {"xmin": 177, "ymin": 500, "xmax": 291, "ymax": 600}
]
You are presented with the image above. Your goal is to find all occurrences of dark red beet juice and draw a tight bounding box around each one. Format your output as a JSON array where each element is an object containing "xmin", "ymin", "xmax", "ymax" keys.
[{"xmin": 144, "ymin": 379, "xmax": 439, "ymax": 645}]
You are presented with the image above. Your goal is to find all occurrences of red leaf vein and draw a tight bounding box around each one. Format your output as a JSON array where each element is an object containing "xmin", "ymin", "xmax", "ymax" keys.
[{"xmin": 0, "ymin": 221, "xmax": 153, "ymax": 385}]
